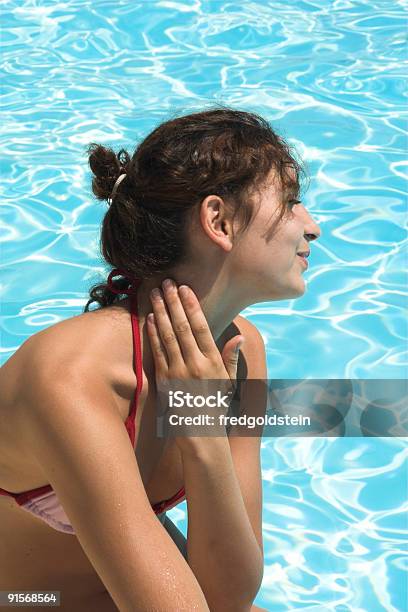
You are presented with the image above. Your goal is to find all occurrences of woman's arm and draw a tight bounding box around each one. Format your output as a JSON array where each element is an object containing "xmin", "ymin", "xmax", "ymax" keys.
[
  {"xmin": 181, "ymin": 319, "xmax": 266, "ymax": 612},
  {"xmin": 147, "ymin": 284, "xmax": 266, "ymax": 611},
  {"xmin": 18, "ymin": 339, "xmax": 210, "ymax": 612},
  {"xmin": 182, "ymin": 438, "xmax": 264, "ymax": 612}
]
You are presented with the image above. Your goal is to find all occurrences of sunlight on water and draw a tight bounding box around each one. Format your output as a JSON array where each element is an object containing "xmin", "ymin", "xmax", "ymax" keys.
[{"xmin": 2, "ymin": 1, "xmax": 407, "ymax": 610}]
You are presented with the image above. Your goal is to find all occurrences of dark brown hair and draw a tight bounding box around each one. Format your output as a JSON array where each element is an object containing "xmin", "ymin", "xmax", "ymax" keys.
[{"xmin": 84, "ymin": 106, "xmax": 306, "ymax": 311}]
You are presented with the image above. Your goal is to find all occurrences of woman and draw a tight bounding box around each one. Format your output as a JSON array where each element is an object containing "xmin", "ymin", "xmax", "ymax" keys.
[{"xmin": 0, "ymin": 108, "xmax": 320, "ymax": 611}]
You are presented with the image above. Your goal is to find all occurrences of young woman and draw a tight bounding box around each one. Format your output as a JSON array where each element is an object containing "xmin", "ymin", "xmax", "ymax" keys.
[{"xmin": 0, "ymin": 108, "xmax": 320, "ymax": 611}]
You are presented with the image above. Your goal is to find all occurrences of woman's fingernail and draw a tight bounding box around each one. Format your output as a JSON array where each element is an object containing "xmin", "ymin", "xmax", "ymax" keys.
[
  {"xmin": 178, "ymin": 285, "xmax": 189, "ymax": 297},
  {"xmin": 162, "ymin": 278, "xmax": 174, "ymax": 290},
  {"xmin": 151, "ymin": 288, "xmax": 162, "ymax": 299}
]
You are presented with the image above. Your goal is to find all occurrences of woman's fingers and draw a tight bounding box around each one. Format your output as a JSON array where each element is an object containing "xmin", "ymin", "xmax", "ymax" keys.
[
  {"xmin": 176, "ymin": 284, "xmax": 218, "ymax": 356},
  {"xmin": 149, "ymin": 280, "xmax": 219, "ymax": 369},
  {"xmin": 146, "ymin": 313, "xmax": 168, "ymax": 374},
  {"xmin": 149, "ymin": 288, "xmax": 186, "ymax": 366},
  {"xmin": 161, "ymin": 280, "xmax": 202, "ymax": 361}
]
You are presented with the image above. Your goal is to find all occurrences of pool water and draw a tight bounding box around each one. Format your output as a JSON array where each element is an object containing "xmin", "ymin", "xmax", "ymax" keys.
[{"xmin": 1, "ymin": 1, "xmax": 407, "ymax": 610}]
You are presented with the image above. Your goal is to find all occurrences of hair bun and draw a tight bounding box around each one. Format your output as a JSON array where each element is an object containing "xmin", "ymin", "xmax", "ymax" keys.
[{"xmin": 87, "ymin": 143, "xmax": 130, "ymax": 201}]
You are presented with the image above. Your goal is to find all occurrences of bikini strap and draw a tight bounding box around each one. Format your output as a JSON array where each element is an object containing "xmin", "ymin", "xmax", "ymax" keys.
[
  {"xmin": 130, "ymin": 286, "xmax": 143, "ymax": 405},
  {"xmin": 127, "ymin": 289, "xmax": 144, "ymax": 445},
  {"xmin": 107, "ymin": 269, "xmax": 144, "ymax": 445}
]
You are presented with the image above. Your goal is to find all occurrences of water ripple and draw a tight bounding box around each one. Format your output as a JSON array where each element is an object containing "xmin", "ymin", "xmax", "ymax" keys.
[{"xmin": 1, "ymin": 2, "xmax": 407, "ymax": 610}]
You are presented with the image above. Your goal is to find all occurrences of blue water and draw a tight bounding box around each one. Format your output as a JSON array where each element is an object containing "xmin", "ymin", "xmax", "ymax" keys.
[{"xmin": 1, "ymin": 1, "xmax": 407, "ymax": 610}]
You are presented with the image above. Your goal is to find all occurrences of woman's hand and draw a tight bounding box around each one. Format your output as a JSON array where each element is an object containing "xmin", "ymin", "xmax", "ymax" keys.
[{"xmin": 146, "ymin": 278, "xmax": 244, "ymax": 453}]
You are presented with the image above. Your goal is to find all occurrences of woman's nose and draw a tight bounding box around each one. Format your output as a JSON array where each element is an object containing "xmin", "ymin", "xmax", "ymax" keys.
[{"xmin": 301, "ymin": 206, "xmax": 321, "ymax": 242}]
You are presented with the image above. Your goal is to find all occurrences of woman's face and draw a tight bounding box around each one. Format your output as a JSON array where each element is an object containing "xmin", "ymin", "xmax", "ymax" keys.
[{"xmin": 231, "ymin": 170, "xmax": 321, "ymax": 302}]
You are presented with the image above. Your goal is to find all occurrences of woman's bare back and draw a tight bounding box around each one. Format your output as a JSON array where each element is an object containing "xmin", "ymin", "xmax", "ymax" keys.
[{"xmin": 0, "ymin": 300, "xmax": 187, "ymax": 610}]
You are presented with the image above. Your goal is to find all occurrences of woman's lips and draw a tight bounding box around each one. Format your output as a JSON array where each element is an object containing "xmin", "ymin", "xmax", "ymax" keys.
[{"xmin": 297, "ymin": 254, "xmax": 308, "ymax": 269}]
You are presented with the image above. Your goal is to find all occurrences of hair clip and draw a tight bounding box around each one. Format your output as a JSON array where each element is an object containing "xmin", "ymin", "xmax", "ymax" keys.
[{"xmin": 107, "ymin": 173, "xmax": 127, "ymax": 206}]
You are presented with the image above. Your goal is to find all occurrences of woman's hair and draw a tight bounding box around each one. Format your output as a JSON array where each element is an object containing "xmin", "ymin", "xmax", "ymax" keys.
[{"xmin": 84, "ymin": 106, "xmax": 306, "ymax": 311}]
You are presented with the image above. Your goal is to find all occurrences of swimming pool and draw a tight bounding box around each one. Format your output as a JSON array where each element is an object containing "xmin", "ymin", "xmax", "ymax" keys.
[{"xmin": 2, "ymin": 1, "xmax": 407, "ymax": 610}]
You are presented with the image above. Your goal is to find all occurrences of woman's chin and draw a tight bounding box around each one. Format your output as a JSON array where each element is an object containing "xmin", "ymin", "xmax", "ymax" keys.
[
  {"xmin": 292, "ymin": 282, "xmax": 307, "ymax": 298},
  {"xmin": 280, "ymin": 281, "xmax": 307, "ymax": 300},
  {"xmin": 257, "ymin": 285, "xmax": 306, "ymax": 303},
  {"xmin": 251, "ymin": 274, "xmax": 307, "ymax": 302}
]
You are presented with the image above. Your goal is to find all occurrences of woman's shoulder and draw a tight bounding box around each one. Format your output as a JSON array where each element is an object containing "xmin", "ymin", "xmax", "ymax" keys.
[
  {"xmin": 31, "ymin": 300, "xmax": 132, "ymax": 367},
  {"xmin": 234, "ymin": 314, "xmax": 264, "ymax": 339},
  {"xmin": 35, "ymin": 298, "xmax": 129, "ymax": 345},
  {"xmin": 0, "ymin": 302, "xmax": 137, "ymax": 475},
  {"xmin": 220, "ymin": 315, "xmax": 264, "ymax": 346},
  {"xmin": 2, "ymin": 300, "xmax": 136, "ymax": 418},
  {"xmin": 219, "ymin": 316, "xmax": 266, "ymax": 382}
]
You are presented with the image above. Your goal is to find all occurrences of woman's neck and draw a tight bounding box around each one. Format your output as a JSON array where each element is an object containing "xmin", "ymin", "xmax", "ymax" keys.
[{"xmin": 133, "ymin": 267, "xmax": 248, "ymax": 342}]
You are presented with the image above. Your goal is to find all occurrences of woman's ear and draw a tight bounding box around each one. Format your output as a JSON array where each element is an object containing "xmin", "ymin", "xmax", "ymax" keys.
[{"xmin": 199, "ymin": 195, "xmax": 234, "ymax": 252}]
